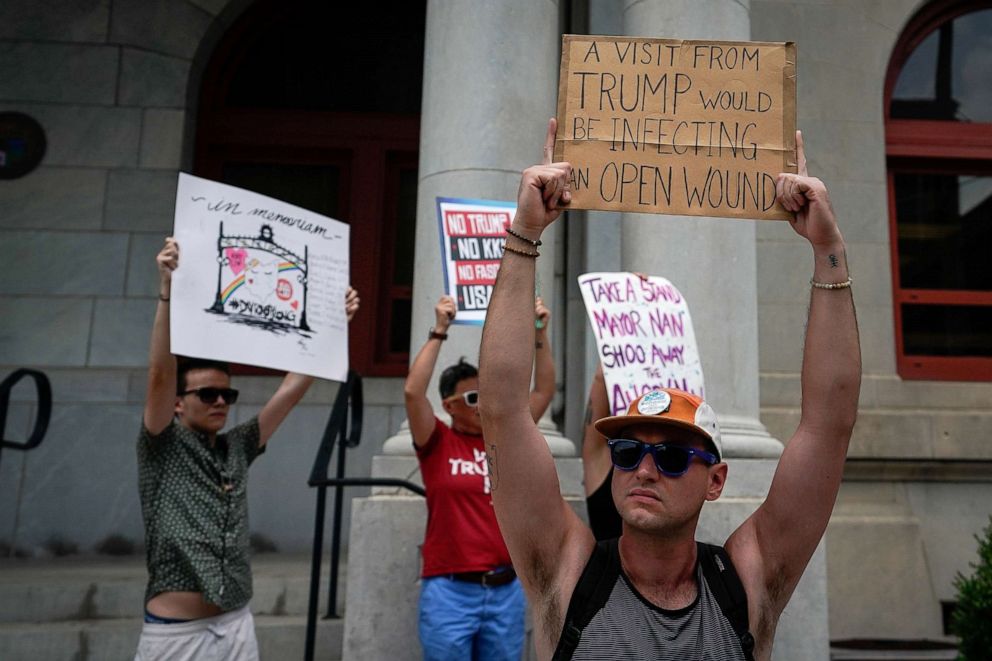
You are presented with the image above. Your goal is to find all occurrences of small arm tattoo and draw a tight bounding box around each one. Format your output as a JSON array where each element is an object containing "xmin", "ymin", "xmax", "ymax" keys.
[
  {"xmin": 828, "ymin": 253, "xmax": 840, "ymax": 268},
  {"xmin": 487, "ymin": 443, "xmax": 499, "ymax": 491}
]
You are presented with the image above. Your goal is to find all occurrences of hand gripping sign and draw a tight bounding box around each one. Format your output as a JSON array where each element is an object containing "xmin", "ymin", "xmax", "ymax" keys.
[{"xmin": 578, "ymin": 272, "xmax": 704, "ymax": 416}]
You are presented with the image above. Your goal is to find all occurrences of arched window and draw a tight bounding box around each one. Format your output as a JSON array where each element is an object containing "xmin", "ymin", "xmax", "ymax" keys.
[
  {"xmin": 885, "ymin": 1, "xmax": 992, "ymax": 380},
  {"xmin": 195, "ymin": 0, "xmax": 425, "ymax": 376}
]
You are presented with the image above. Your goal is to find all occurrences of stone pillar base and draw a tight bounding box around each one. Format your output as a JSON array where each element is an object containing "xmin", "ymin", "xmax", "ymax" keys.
[
  {"xmin": 720, "ymin": 415, "xmax": 784, "ymax": 459},
  {"xmin": 342, "ymin": 496, "xmax": 425, "ymax": 661}
]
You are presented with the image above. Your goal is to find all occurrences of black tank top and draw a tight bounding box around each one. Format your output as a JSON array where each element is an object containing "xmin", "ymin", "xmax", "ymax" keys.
[
  {"xmin": 554, "ymin": 539, "xmax": 753, "ymax": 661},
  {"xmin": 570, "ymin": 563, "xmax": 749, "ymax": 660},
  {"xmin": 586, "ymin": 467, "xmax": 622, "ymax": 541}
]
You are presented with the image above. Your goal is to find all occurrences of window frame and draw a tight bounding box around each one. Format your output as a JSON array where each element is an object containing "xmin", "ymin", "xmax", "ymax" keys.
[{"xmin": 885, "ymin": 0, "xmax": 992, "ymax": 380}]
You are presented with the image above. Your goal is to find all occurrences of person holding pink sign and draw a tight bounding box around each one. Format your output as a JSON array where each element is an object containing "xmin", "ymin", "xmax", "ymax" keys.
[
  {"xmin": 405, "ymin": 294, "xmax": 554, "ymax": 661},
  {"xmin": 478, "ymin": 122, "xmax": 859, "ymax": 660},
  {"xmin": 582, "ymin": 271, "xmax": 686, "ymax": 542}
]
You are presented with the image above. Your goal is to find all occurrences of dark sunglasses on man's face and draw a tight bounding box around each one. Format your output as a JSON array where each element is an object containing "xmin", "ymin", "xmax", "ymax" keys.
[
  {"xmin": 607, "ymin": 438, "xmax": 717, "ymax": 477},
  {"xmin": 445, "ymin": 389, "xmax": 479, "ymax": 407},
  {"xmin": 181, "ymin": 387, "xmax": 239, "ymax": 405}
]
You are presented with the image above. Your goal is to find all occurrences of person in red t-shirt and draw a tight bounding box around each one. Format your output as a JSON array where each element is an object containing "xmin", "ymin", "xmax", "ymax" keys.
[{"xmin": 405, "ymin": 294, "xmax": 555, "ymax": 661}]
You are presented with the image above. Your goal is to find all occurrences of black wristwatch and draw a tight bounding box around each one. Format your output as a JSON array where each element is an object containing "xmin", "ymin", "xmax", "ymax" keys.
[{"xmin": 428, "ymin": 327, "xmax": 448, "ymax": 341}]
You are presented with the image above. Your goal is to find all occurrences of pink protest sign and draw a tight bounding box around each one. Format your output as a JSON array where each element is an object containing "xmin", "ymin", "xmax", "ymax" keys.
[{"xmin": 578, "ymin": 272, "xmax": 705, "ymax": 416}]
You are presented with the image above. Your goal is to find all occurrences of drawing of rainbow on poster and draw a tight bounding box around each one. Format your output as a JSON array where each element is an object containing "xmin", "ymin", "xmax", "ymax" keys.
[
  {"xmin": 436, "ymin": 197, "xmax": 517, "ymax": 325},
  {"xmin": 170, "ymin": 173, "xmax": 351, "ymax": 381}
]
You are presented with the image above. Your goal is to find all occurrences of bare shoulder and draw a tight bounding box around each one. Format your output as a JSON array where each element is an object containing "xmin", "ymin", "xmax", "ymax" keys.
[{"xmin": 524, "ymin": 523, "xmax": 597, "ymax": 659}]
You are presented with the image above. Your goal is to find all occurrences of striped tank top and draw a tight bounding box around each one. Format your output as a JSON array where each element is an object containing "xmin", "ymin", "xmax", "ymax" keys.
[{"xmin": 569, "ymin": 561, "xmax": 749, "ymax": 660}]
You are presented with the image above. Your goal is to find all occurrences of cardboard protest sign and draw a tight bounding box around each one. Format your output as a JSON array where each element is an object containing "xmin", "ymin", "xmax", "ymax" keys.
[
  {"xmin": 555, "ymin": 35, "xmax": 796, "ymax": 220},
  {"xmin": 436, "ymin": 197, "xmax": 517, "ymax": 325},
  {"xmin": 578, "ymin": 272, "xmax": 704, "ymax": 416},
  {"xmin": 171, "ymin": 173, "xmax": 351, "ymax": 381}
]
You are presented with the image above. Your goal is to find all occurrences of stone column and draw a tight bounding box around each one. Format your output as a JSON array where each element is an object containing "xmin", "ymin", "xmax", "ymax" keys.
[
  {"xmin": 380, "ymin": 0, "xmax": 572, "ymax": 457},
  {"xmin": 616, "ymin": 2, "xmax": 827, "ymax": 658},
  {"xmin": 345, "ymin": 2, "xmax": 575, "ymax": 658},
  {"xmin": 619, "ymin": 1, "xmax": 782, "ymax": 457}
]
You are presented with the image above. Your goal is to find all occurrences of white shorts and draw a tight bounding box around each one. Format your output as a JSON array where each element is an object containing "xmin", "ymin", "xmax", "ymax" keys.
[{"xmin": 134, "ymin": 605, "xmax": 259, "ymax": 661}]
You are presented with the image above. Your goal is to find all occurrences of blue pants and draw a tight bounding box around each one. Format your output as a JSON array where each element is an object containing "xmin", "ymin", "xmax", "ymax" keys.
[{"xmin": 418, "ymin": 576, "xmax": 526, "ymax": 661}]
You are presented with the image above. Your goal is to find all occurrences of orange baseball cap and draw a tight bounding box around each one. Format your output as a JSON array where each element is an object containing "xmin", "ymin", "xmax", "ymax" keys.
[{"xmin": 594, "ymin": 389, "xmax": 723, "ymax": 460}]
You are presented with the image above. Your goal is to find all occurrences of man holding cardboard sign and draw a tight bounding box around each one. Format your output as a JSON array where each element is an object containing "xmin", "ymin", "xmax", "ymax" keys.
[{"xmin": 478, "ymin": 120, "xmax": 859, "ymax": 659}]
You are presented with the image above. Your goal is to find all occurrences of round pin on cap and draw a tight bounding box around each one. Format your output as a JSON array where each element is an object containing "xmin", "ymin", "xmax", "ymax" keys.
[{"xmin": 637, "ymin": 390, "xmax": 672, "ymax": 415}]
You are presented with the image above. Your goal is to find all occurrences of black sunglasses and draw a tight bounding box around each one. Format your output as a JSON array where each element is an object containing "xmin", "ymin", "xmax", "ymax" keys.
[
  {"xmin": 181, "ymin": 387, "xmax": 239, "ymax": 405},
  {"xmin": 607, "ymin": 438, "xmax": 717, "ymax": 477}
]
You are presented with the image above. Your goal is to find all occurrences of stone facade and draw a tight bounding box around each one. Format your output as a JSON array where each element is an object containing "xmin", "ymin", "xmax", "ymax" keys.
[
  {"xmin": 0, "ymin": 0, "xmax": 407, "ymax": 558},
  {"xmin": 1, "ymin": 0, "xmax": 989, "ymax": 649}
]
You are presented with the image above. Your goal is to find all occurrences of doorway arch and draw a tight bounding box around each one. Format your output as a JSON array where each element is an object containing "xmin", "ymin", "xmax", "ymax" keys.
[{"xmin": 194, "ymin": 0, "xmax": 425, "ymax": 376}]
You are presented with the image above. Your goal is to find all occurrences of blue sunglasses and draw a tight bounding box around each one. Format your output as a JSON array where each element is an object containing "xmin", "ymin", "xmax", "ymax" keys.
[{"xmin": 607, "ymin": 438, "xmax": 718, "ymax": 477}]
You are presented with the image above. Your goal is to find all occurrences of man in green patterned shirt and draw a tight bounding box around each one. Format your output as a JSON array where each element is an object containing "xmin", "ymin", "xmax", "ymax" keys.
[{"xmin": 135, "ymin": 237, "xmax": 359, "ymax": 660}]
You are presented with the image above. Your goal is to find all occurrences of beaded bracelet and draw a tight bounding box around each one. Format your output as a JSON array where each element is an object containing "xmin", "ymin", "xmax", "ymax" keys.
[
  {"xmin": 505, "ymin": 226, "xmax": 542, "ymax": 247},
  {"xmin": 503, "ymin": 243, "xmax": 540, "ymax": 259},
  {"xmin": 810, "ymin": 277, "xmax": 852, "ymax": 290}
]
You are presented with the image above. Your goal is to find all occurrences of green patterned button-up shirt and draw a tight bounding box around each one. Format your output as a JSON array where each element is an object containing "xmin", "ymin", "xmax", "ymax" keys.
[{"xmin": 137, "ymin": 417, "xmax": 263, "ymax": 612}]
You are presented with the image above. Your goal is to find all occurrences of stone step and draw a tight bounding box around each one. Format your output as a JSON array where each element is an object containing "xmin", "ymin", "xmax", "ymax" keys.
[
  {"xmin": 0, "ymin": 615, "xmax": 343, "ymax": 661},
  {"xmin": 831, "ymin": 652, "xmax": 957, "ymax": 661},
  {"xmin": 830, "ymin": 643, "xmax": 958, "ymax": 660},
  {"xmin": 0, "ymin": 553, "xmax": 345, "ymax": 624}
]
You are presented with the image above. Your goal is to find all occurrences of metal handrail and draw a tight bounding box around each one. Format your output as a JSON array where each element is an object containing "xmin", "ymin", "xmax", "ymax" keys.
[
  {"xmin": 310, "ymin": 476, "xmax": 425, "ymax": 496},
  {"xmin": 302, "ymin": 371, "xmax": 426, "ymax": 661},
  {"xmin": 0, "ymin": 369, "xmax": 52, "ymax": 474}
]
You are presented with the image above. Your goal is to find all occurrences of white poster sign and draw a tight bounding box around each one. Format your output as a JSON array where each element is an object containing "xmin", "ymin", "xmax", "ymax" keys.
[
  {"xmin": 436, "ymin": 197, "xmax": 517, "ymax": 325},
  {"xmin": 171, "ymin": 173, "xmax": 351, "ymax": 381},
  {"xmin": 578, "ymin": 272, "xmax": 704, "ymax": 416}
]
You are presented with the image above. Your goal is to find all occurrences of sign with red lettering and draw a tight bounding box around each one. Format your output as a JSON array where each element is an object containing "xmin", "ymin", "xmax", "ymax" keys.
[
  {"xmin": 436, "ymin": 197, "xmax": 517, "ymax": 325},
  {"xmin": 578, "ymin": 272, "xmax": 704, "ymax": 415}
]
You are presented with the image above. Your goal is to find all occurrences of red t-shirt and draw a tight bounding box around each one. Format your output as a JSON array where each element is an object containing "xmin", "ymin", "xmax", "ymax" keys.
[{"xmin": 416, "ymin": 418, "xmax": 512, "ymax": 577}]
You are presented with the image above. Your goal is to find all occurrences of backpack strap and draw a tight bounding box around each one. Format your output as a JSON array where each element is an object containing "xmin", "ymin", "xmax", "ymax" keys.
[
  {"xmin": 697, "ymin": 542, "xmax": 756, "ymax": 661},
  {"xmin": 551, "ymin": 538, "xmax": 621, "ymax": 661}
]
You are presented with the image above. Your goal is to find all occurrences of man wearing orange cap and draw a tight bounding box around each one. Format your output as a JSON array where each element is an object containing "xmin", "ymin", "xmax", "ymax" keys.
[{"xmin": 478, "ymin": 120, "xmax": 860, "ymax": 660}]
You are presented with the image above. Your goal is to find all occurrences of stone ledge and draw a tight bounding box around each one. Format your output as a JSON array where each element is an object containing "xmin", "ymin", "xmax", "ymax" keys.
[
  {"xmin": 761, "ymin": 372, "xmax": 992, "ymax": 411},
  {"xmin": 761, "ymin": 406, "xmax": 992, "ymax": 460},
  {"xmin": 843, "ymin": 458, "xmax": 992, "ymax": 483}
]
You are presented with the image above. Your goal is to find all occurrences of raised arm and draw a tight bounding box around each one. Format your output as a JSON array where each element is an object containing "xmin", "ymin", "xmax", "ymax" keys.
[
  {"xmin": 143, "ymin": 238, "xmax": 180, "ymax": 435},
  {"xmin": 479, "ymin": 120, "xmax": 592, "ymax": 601},
  {"xmin": 404, "ymin": 296, "xmax": 456, "ymax": 448},
  {"xmin": 528, "ymin": 297, "xmax": 555, "ymax": 422},
  {"xmin": 258, "ymin": 286, "xmax": 360, "ymax": 446},
  {"xmin": 729, "ymin": 131, "xmax": 861, "ymax": 611}
]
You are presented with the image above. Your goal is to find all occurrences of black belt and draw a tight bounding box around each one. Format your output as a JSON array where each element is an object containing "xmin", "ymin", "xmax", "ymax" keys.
[{"xmin": 447, "ymin": 567, "xmax": 516, "ymax": 587}]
